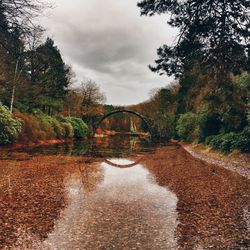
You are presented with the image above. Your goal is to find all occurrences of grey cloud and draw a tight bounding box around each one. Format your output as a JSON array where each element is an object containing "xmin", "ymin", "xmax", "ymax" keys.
[{"xmin": 41, "ymin": 0, "xmax": 178, "ymax": 105}]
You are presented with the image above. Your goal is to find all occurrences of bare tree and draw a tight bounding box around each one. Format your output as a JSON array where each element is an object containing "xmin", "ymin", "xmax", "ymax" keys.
[
  {"xmin": 79, "ymin": 80, "xmax": 106, "ymax": 115},
  {"xmin": 77, "ymin": 80, "xmax": 106, "ymax": 131},
  {"xmin": 25, "ymin": 25, "xmax": 44, "ymax": 81},
  {"xmin": 62, "ymin": 80, "xmax": 106, "ymax": 119},
  {"xmin": 0, "ymin": 0, "xmax": 51, "ymax": 55},
  {"xmin": 1, "ymin": 0, "xmax": 49, "ymax": 31},
  {"xmin": 0, "ymin": 1, "xmax": 49, "ymax": 111}
]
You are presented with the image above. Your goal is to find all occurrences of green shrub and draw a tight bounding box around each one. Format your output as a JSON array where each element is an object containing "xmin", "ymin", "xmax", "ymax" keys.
[
  {"xmin": 220, "ymin": 132, "xmax": 238, "ymax": 153},
  {"xmin": 39, "ymin": 121, "xmax": 56, "ymax": 140},
  {"xmin": 34, "ymin": 111, "xmax": 66, "ymax": 139},
  {"xmin": 55, "ymin": 115, "xmax": 74, "ymax": 138},
  {"xmin": 68, "ymin": 117, "xmax": 89, "ymax": 138},
  {"xmin": 33, "ymin": 112, "xmax": 56, "ymax": 139},
  {"xmin": 209, "ymin": 134, "xmax": 224, "ymax": 149},
  {"xmin": 50, "ymin": 118, "xmax": 65, "ymax": 139},
  {"xmin": 198, "ymin": 112, "xmax": 222, "ymax": 142},
  {"xmin": 35, "ymin": 112, "xmax": 86, "ymax": 139},
  {"xmin": 233, "ymin": 128, "xmax": 250, "ymax": 153},
  {"xmin": 55, "ymin": 115, "xmax": 66, "ymax": 122},
  {"xmin": 0, "ymin": 103, "xmax": 22, "ymax": 145},
  {"xmin": 207, "ymin": 129, "xmax": 250, "ymax": 153},
  {"xmin": 61, "ymin": 122, "xmax": 74, "ymax": 138},
  {"xmin": 14, "ymin": 112, "xmax": 46, "ymax": 142},
  {"xmin": 2, "ymin": 108, "xmax": 88, "ymax": 143},
  {"xmin": 152, "ymin": 112, "xmax": 175, "ymax": 139},
  {"xmin": 205, "ymin": 135, "xmax": 215, "ymax": 145},
  {"xmin": 176, "ymin": 112, "xmax": 198, "ymax": 142}
]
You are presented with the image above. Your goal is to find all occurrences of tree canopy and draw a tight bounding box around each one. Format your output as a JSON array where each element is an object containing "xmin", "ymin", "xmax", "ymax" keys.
[{"xmin": 138, "ymin": 0, "xmax": 250, "ymax": 80}]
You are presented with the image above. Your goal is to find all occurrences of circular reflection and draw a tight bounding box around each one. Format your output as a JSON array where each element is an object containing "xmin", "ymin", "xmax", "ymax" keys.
[{"xmin": 104, "ymin": 157, "xmax": 143, "ymax": 169}]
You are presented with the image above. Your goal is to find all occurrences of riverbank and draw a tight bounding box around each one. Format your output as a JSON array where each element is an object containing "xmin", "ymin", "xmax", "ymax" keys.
[
  {"xmin": 0, "ymin": 138, "xmax": 73, "ymax": 151},
  {"xmin": 0, "ymin": 137, "xmax": 249, "ymax": 249},
  {"xmin": 182, "ymin": 143, "xmax": 250, "ymax": 179},
  {"xmin": 0, "ymin": 104, "xmax": 89, "ymax": 147}
]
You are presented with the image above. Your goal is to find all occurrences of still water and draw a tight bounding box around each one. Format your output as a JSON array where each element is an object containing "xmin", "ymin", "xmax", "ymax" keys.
[{"xmin": 0, "ymin": 135, "xmax": 249, "ymax": 249}]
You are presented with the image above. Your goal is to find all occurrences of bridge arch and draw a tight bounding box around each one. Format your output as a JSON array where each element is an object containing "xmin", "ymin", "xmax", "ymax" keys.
[
  {"xmin": 104, "ymin": 157, "xmax": 143, "ymax": 168},
  {"xmin": 94, "ymin": 109, "xmax": 152, "ymax": 136}
]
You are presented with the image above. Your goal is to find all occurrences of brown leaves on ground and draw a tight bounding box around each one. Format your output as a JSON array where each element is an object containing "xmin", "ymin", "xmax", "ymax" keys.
[
  {"xmin": 142, "ymin": 145, "xmax": 250, "ymax": 249},
  {"xmin": 0, "ymin": 154, "xmax": 101, "ymax": 249},
  {"xmin": 0, "ymin": 145, "xmax": 249, "ymax": 249}
]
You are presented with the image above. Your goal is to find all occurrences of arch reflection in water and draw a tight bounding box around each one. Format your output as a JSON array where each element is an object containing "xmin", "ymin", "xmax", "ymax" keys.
[
  {"xmin": 44, "ymin": 159, "xmax": 179, "ymax": 249},
  {"xmin": 104, "ymin": 157, "xmax": 143, "ymax": 168}
]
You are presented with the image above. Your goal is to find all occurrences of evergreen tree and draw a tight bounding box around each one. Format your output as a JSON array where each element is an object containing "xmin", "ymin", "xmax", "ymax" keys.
[
  {"xmin": 138, "ymin": 0, "xmax": 250, "ymax": 81},
  {"xmin": 28, "ymin": 37, "xmax": 71, "ymax": 112}
]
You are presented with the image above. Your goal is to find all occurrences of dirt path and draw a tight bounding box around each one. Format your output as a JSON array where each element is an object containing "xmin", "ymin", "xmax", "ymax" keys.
[{"xmin": 183, "ymin": 144, "xmax": 250, "ymax": 179}]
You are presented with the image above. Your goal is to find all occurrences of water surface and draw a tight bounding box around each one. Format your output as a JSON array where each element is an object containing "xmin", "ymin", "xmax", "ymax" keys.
[{"xmin": 0, "ymin": 135, "xmax": 249, "ymax": 249}]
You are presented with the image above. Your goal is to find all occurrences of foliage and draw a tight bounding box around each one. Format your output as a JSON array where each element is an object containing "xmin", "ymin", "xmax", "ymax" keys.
[
  {"xmin": 219, "ymin": 133, "xmax": 239, "ymax": 153},
  {"xmin": 34, "ymin": 111, "xmax": 67, "ymax": 139},
  {"xmin": 207, "ymin": 129, "xmax": 250, "ymax": 153},
  {"xmin": 61, "ymin": 81, "xmax": 106, "ymax": 133},
  {"xmin": 36, "ymin": 96, "xmax": 63, "ymax": 114},
  {"xmin": 55, "ymin": 115, "xmax": 74, "ymax": 138},
  {"xmin": 205, "ymin": 135, "xmax": 215, "ymax": 146},
  {"xmin": 38, "ymin": 119, "xmax": 56, "ymax": 140},
  {"xmin": 138, "ymin": 0, "xmax": 249, "ymax": 78},
  {"xmin": 197, "ymin": 111, "xmax": 222, "ymax": 142},
  {"xmin": 12, "ymin": 111, "xmax": 85, "ymax": 143},
  {"xmin": 61, "ymin": 122, "xmax": 74, "ymax": 138},
  {"xmin": 30, "ymin": 38, "xmax": 71, "ymax": 101},
  {"xmin": 209, "ymin": 135, "xmax": 225, "ymax": 150},
  {"xmin": 233, "ymin": 72, "xmax": 250, "ymax": 125},
  {"xmin": 14, "ymin": 112, "xmax": 47, "ymax": 142},
  {"xmin": 67, "ymin": 117, "xmax": 89, "ymax": 138},
  {"xmin": 0, "ymin": 103, "xmax": 22, "ymax": 145},
  {"xmin": 233, "ymin": 72, "xmax": 250, "ymax": 91},
  {"xmin": 152, "ymin": 112, "xmax": 175, "ymax": 139},
  {"xmin": 50, "ymin": 119, "xmax": 65, "ymax": 139},
  {"xmin": 176, "ymin": 112, "xmax": 198, "ymax": 142},
  {"xmin": 233, "ymin": 128, "xmax": 250, "ymax": 153}
]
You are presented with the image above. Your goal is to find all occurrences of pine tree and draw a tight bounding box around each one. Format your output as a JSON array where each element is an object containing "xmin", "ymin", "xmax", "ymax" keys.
[{"xmin": 138, "ymin": 0, "xmax": 250, "ymax": 81}]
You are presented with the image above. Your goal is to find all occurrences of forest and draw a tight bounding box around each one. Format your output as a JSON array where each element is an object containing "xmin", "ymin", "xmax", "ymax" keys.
[
  {"xmin": 0, "ymin": 0, "xmax": 249, "ymax": 154},
  {"xmin": 135, "ymin": 0, "xmax": 250, "ymax": 153}
]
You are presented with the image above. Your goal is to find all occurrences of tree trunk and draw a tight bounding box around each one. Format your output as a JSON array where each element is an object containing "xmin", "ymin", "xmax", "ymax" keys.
[{"xmin": 10, "ymin": 59, "xmax": 20, "ymax": 113}]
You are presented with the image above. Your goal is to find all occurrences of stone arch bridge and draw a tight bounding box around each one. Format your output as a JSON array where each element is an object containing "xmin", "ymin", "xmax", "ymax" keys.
[{"xmin": 92, "ymin": 109, "xmax": 153, "ymax": 137}]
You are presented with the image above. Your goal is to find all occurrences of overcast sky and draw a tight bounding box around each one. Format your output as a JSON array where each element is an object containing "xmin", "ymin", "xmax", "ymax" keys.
[{"xmin": 41, "ymin": 0, "xmax": 178, "ymax": 105}]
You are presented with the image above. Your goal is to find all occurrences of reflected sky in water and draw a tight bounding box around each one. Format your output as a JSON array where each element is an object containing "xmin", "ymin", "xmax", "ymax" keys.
[
  {"xmin": 43, "ymin": 159, "xmax": 179, "ymax": 249},
  {"xmin": 0, "ymin": 136, "xmax": 249, "ymax": 249}
]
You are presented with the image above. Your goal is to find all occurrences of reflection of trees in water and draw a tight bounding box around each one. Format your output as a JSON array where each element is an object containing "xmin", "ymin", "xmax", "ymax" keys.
[
  {"xmin": 89, "ymin": 136, "xmax": 150, "ymax": 158},
  {"xmin": 7, "ymin": 140, "xmax": 89, "ymax": 157},
  {"xmin": 142, "ymin": 146, "xmax": 250, "ymax": 249},
  {"xmin": 129, "ymin": 137, "xmax": 139, "ymax": 152},
  {"xmin": 51, "ymin": 140, "xmax": 89, "ymax": 156},
  {"xmin": 78, "ymin": 162, "xmax": 104, "ymax": 194},
  {"xmin": 7, "ymin": 135, "xmax": 154, "ymax": 159}
]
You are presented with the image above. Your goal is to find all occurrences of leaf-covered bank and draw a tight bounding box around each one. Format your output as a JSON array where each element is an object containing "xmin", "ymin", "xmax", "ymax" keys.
[
  {"xmin": 0, "ymin": 102, "xmax": 88, "ymax": 146},
  {"xmin": 183, "ymin": 143, "xmax": 250, "ymax": 179}
]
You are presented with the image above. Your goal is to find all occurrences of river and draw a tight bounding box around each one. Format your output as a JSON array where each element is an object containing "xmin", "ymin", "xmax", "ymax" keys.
[{"xmin": 0, "ymin": 135, "xmax": 249, "ymax": 249}]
